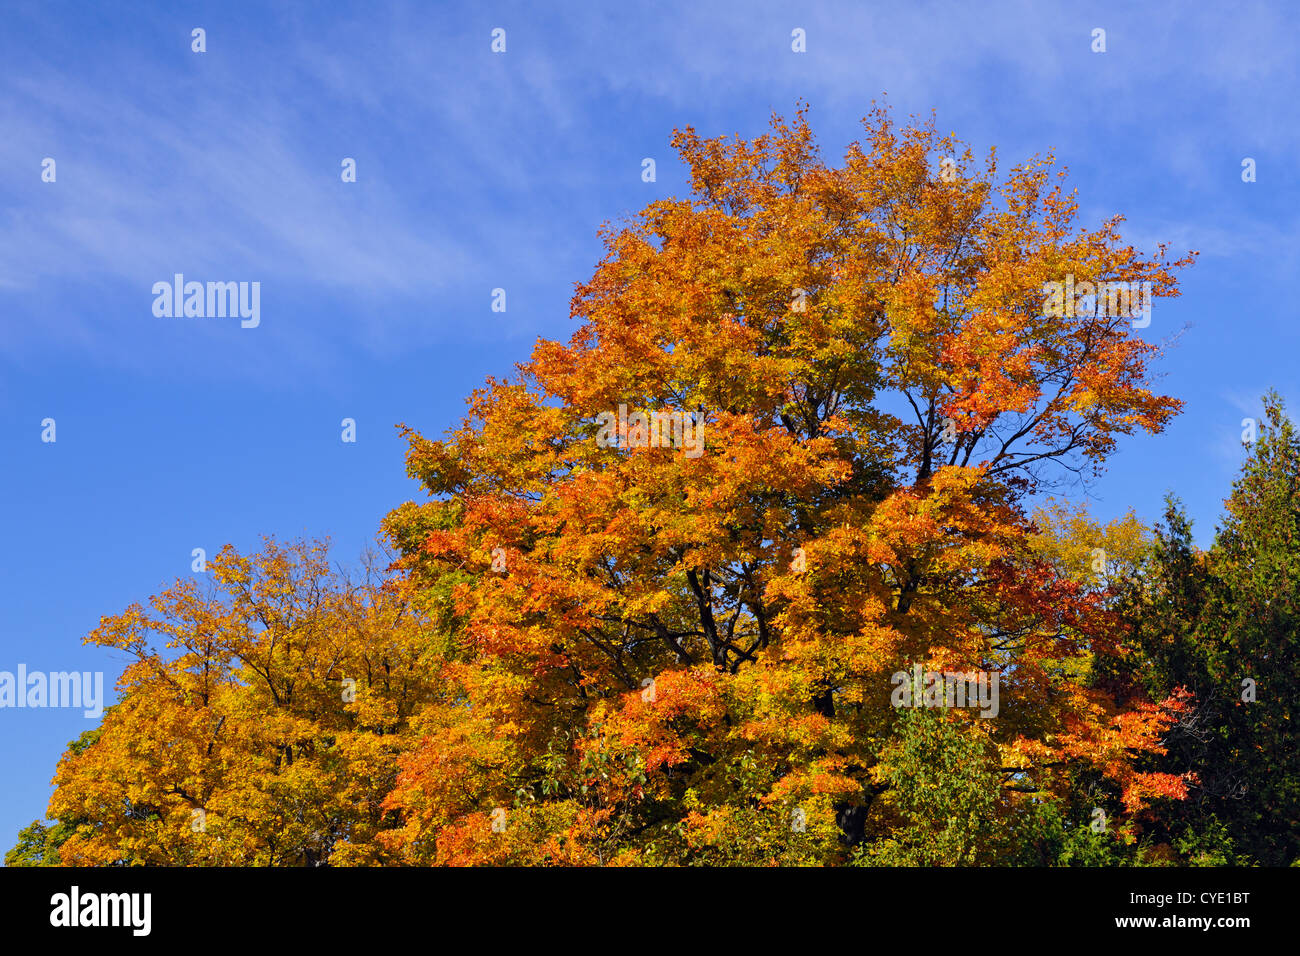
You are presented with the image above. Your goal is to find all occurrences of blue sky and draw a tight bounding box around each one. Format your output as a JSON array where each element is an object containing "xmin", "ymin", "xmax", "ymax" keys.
[{"xmin": 1, "ymin": 0, "xmax": 1297, "ymax": 854}]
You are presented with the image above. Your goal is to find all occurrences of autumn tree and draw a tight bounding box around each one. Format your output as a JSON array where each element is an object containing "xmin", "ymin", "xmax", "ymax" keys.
[
  {"xmin": 379, "ymin": 104, "xmax": 1197, "ymax": 865},
  {"xmin": 44, "ymin": 538, "xmax": 438, "ymax": 866}
]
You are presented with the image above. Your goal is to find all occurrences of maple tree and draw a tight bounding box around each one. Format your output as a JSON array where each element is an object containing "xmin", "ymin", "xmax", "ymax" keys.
[{"xmin": 377, "ymin": 104, "xmax": 1198, "ymax": 864}]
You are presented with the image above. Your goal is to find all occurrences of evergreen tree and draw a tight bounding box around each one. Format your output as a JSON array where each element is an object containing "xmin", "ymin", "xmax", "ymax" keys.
[{"xmin": 1198, "ymin": 392, "xmax": 1300, "ymax": 864}]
